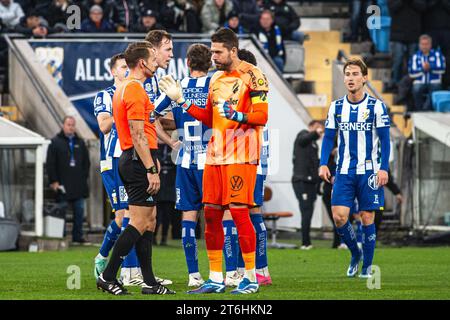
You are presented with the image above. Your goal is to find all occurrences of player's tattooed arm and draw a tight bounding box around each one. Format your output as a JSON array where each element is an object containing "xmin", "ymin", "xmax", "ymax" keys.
[
  {"xmin": 128, "ymin": 119, "xmax": 155, "ymax": 169},
  {"xmin": 97, "ymin": 113, "xmax": 114, "ymax": 135}
]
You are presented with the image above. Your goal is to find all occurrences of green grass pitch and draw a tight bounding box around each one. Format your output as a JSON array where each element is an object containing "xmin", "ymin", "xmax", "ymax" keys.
[{"xmin": 1, "ymin": 240, "xmax": 449, "ymax": 300}]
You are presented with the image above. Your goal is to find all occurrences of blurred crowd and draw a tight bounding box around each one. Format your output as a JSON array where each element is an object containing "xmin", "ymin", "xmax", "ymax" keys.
[{"xmin": 0, "ymin": 0, "xmax": 306, "ymax": 71}]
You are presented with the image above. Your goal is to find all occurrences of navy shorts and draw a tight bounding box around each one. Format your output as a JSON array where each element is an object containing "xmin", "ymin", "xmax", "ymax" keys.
[
  {"xmin": 253, "ymin": 174, "xmax": 266, "ymax": 207},
  {"xmin": 101, "ymin": 157, "xmax": 128, "ymax": 212},
  {"xmin": 332, "ymin": 172, "xmax": 384, "ymax": 211},
  {"xmin": 175, "ymin": 166, "xmax": 204, "ymax": 211}
]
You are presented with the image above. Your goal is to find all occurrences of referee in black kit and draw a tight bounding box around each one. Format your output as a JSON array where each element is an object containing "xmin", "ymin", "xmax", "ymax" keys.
[{"xmin": 96, "ymin": 41, "xmax": 175, "ymax": 295}]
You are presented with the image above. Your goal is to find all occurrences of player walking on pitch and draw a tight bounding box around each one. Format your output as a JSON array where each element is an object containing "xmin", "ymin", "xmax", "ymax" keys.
[
  {"xmin": 159, "ymin": 28, "xmax": 269, "ymax": 294},
  {"xmin": 319, "ymin": 58, "xmax": 390, "ymax": 278}
]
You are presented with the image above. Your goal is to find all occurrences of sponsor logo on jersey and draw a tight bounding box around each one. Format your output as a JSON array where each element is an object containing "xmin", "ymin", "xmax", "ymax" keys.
[
  {"xmin": 381, "ymin": 115, "xmax": 390, "ymax": 125},
  {"xmin": 119, "ymin": 186, "xmax": 128, "ymax": 202},
  {"xmin": 339, "ymin": 122, "xmax": 373, "ymax": 131}
]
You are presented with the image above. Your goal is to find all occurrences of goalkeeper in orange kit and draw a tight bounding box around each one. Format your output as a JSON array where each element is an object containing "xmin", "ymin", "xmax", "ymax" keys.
[{"xmin": 159, "ymin": 28, "xmax": 269, "ymax": 294}]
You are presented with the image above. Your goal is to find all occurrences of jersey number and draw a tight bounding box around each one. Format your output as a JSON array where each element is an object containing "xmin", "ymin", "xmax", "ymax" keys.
[{"xmin": 184, "ymin": 120, "xmax": 201, "ymax": 142}]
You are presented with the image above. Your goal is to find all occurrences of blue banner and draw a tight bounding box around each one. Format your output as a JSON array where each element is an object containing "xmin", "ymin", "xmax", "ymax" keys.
[{"xmin": 29, "ymin": 39, "xmax": 210, "ymax": 133}]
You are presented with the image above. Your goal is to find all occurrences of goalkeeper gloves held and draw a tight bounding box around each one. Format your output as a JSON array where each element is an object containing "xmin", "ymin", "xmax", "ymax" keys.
[{"xmin": 158, "ymin": 75, "xmax": 191, "ymax": 110}]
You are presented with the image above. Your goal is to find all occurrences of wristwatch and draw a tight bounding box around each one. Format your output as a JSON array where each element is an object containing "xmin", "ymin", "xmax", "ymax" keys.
[{"xmin": 146, "ymin": 166, "xmax": 158, "ymax": 174}]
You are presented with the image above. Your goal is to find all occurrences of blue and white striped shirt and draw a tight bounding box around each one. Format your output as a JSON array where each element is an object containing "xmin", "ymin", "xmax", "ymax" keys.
[
  {"xmin": 155, "ymin": 75, "xmax": 211, "ymax": 170},
  {"xmin": 144, "ymin": 75, "xmax": 173, "ymax": 120},
  {"xmin": 257, "ymin": 125, "xmax": 270, "ymax": 176},
  {"xmin": 324, "ymin": 94, "xmax": 390, "ymax": 175},
  {"xmin": 93, "ymin": 85, "xmax": 122, "ymax": 172},
  {"xmin": 408, "ymin": 49, "xmax": 446, "ymax": 85}
]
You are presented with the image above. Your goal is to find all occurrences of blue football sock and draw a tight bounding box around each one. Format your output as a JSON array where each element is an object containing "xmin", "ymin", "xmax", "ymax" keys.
[
  {"xmin": 362, "ymin": 223, "xmax": 376, "ymax": 272},
  {"xmin": 99, "ymin": 220, "xmax": 121, "ymax": 258},
  {"xmin": 237, "ymin": 249, "xmax": 245, "ymax": 269},
  {"xmin": 121, "ymin": 217, "xmax": 139, "ymax": 268},
  {"xmin": 251, "ymin": 214, "xmax": 268, "ymax": 269},
  {"xmin": 336, "ymin": 220, "xmax": 360, "ymax": 258},
  {"xmin": 355, "ymin": 220, "xmax": 363, "ymax": 244},
  {"xmin": 182, "ymin": 220, "xmax": 199, "ymax": 274},
  {"xmin": 223, "ymin": 220, "xmax": 239, "ymax": 272}
]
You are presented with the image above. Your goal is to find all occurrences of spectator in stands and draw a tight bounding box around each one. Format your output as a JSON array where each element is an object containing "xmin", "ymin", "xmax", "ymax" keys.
[
  {"xmin": 45, "ymin": 0, "xmax": 75, "ymax": 32},
  {"xmin": 231, "ymin": 0, "xmax": 260, "ymax": 32},
  {"xmin": 0, "ymin": 0, "xmax": 25, "ymax": 30},
  {"xmin": 387, "ymin": 0, "xmax": 426, "ymax": 92},
  {"xmin": 15, "ymin": 10, "xmax": 55, "ymax": 37},
  {"xmin": 81, "ymin": 5, "xmax": 114, "ymax": 32},
  {"xmin": 81, "ymin": 0, "xmax": 112, "ymax": 21},
  {"xmin": 46, "ymin": 116, "xmax": 90, "ymax": 245},
  {"xmin": 138, "ymin": 0, "xmax": 164, "ymax": 12},
  {"xmin": 14, "ymin": 0, "xmax": 37, "ymax": 12},
  {"xmin": 265, "ymin": 0, "xmax": 306, "ymax": 45},
  {"xmin": 201, "ymin": 0, "xmax": 233, "ymax": 35},
  {"xmin": 292, "ymin": 120, "xmax": 324, "ymax": 250},
  {"xmin": 423, "ymin": 0, "xmax": 450, "ymax": 88},
  {"xmin": 159, "ymin": 0, "xmax": 201, "ymax": 33},
  {"xmin": 256, "ymin": 9, "xmax": 285, "ymax": 72},
  {"xmin": 224, "ymin": 10, "xmax": 245, "ymax": 35},
  {"xmin": 131, "ymin": 8, "xmax": 163, "ymax": 32},
  {"xmin": 408, "ymin": 34, "xmax": 446, "ymax": 111},
  {"xmin": 110, "ymin": 0, "xmax": 140, "ymax": 32},
  {"xmin": 345, "ymin": 0, "xmax": 373, "ymax": 42}
]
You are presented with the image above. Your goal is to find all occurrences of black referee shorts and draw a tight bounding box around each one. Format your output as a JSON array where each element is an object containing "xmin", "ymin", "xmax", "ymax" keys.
[{"xmin": 119, "ymin": 148, "xmax": 159, "ymax": 207}]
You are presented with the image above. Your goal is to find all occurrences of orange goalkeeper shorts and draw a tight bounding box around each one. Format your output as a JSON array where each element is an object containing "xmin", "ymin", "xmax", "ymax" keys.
[{"xmin": 202, "ymin": 163, "xmax": 257, "ymax": 207}]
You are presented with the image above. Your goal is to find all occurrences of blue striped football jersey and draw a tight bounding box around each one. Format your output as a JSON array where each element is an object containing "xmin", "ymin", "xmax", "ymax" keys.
[
  {"xmin": 257, "ymin": 124, "xmax": 270, "ymax": 176},
  {"xmin": 325, "ymin": 93, "xmax": 390, "ymax": 175},
  {"xmin": 93, "ymin": 85, "xmax": 122, "ymax": 172},
  {"xmin": 155, "ymin": 75, "xmax": 211, "ymax": 170}
]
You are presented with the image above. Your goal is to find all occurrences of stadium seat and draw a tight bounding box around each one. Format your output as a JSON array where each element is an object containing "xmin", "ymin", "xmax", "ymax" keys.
[
  {"xmin": 262, "ymin": 186, "xmax": 298, "ymax": 249},
  {"xmin": 283, "ymin": 41, "xmax": 305, "ymax": 79},
  {"xmin": 263, "ymin": 212, "xmax": 297, "ymax": 249},
  {"xmin": 436, "ymin": 99, "xmax": 450, "ymax": 113},
  {"xmin": 431, "ymin": 91, "xmax": 450, "ymax": 111}
]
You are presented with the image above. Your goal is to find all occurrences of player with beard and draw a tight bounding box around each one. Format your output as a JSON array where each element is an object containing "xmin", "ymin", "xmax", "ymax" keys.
[{"xmin": 159, "ymin": 28, "xmax": 269, "ymax": 294}]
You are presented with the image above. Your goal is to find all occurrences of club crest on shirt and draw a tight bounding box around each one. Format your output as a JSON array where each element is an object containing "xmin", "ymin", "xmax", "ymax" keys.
[
  {"xmin": 232, "ymin": 81, "xmax": 239, "ymax": 94},
  {"xmin": 362, "ymin": 108, "xmax": 370, "ymax": 121}
]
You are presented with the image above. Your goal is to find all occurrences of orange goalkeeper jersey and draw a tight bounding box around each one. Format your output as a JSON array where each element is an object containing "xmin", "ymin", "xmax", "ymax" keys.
[{"xmin": 188, "ymin": 60, "xmax": 269, "ymax": 165}]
